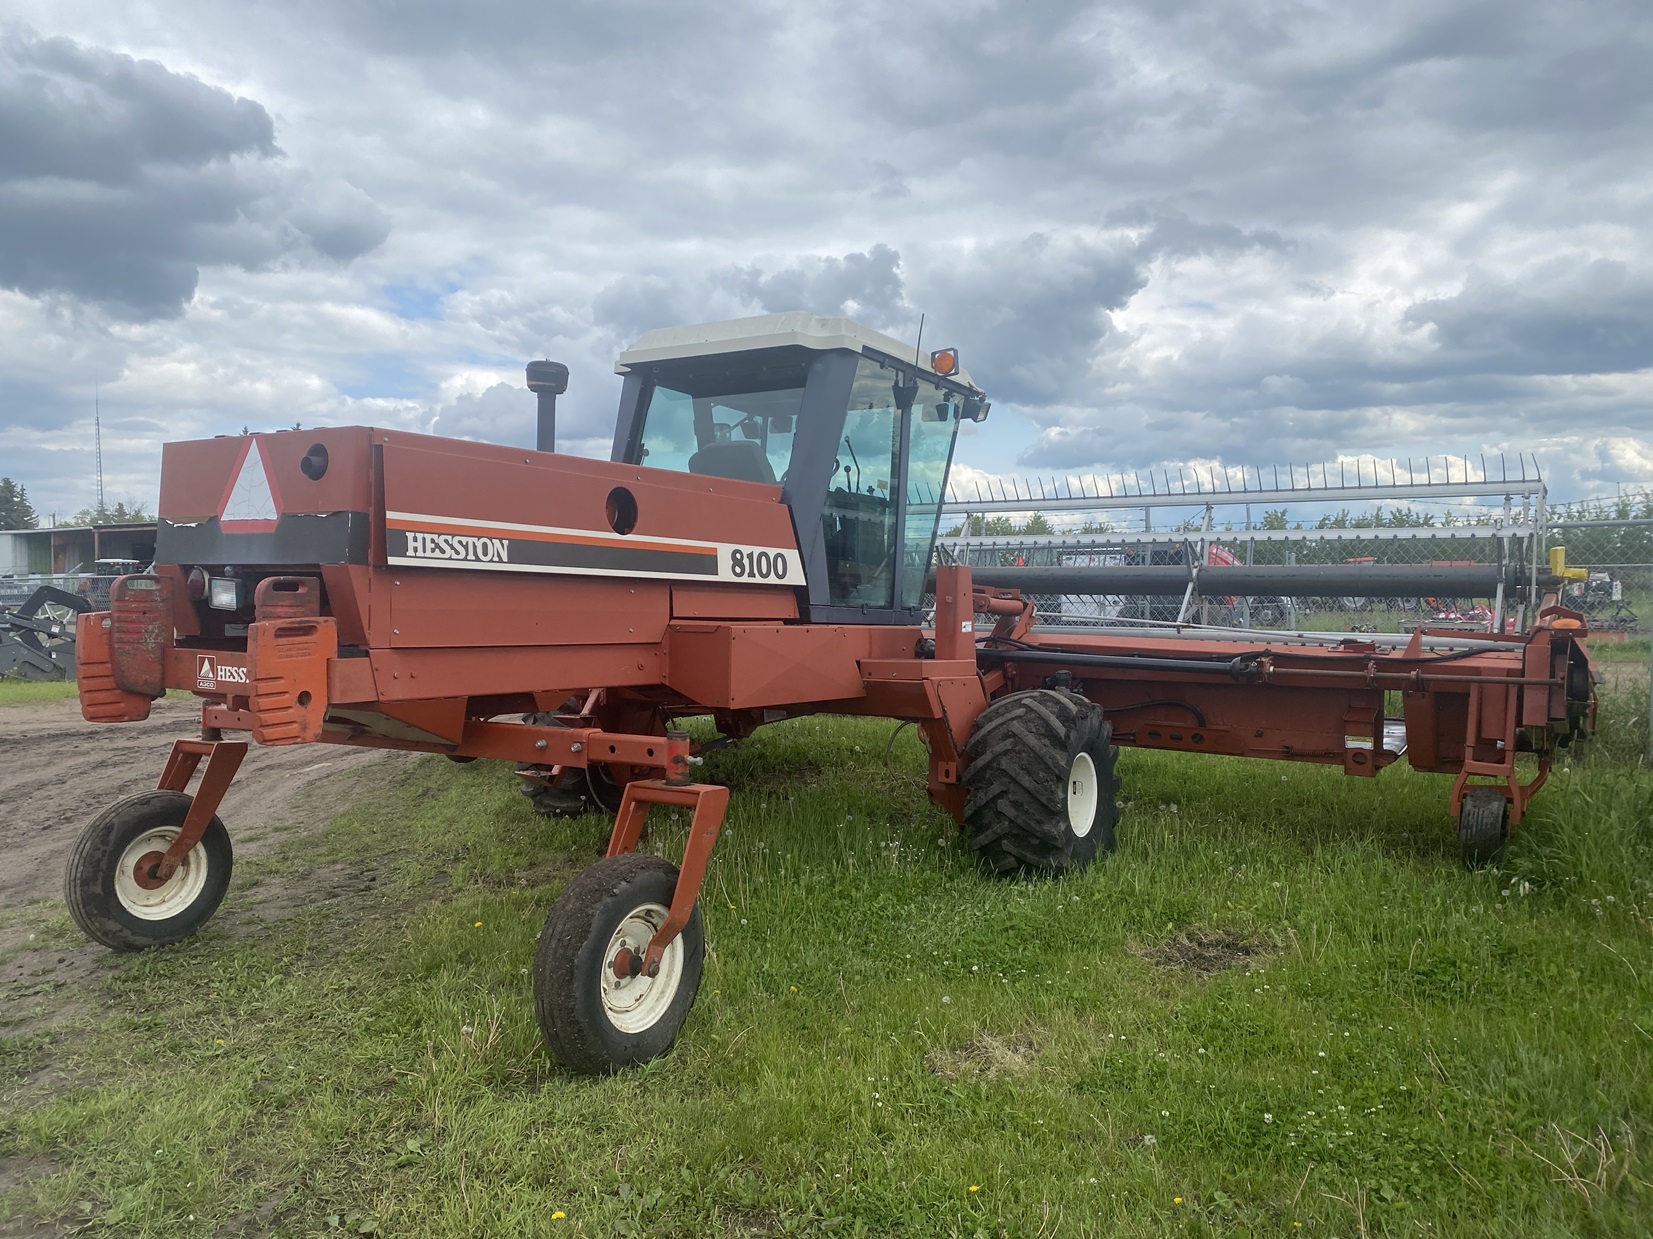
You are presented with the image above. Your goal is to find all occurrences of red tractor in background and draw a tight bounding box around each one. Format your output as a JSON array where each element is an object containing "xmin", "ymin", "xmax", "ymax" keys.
[{"xmin": 66, "ymin": 313, "xmax": 1596, "ymax": 1072}]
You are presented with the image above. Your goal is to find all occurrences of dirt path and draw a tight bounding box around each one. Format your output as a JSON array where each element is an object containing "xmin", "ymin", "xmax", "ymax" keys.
[{"xmin": 0, "ymin": 695, "xmax": 416, "ymax": 1029}]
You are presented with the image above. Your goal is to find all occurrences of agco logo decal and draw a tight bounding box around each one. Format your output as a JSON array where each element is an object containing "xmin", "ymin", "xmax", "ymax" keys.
[{"xmin": 196, "ymin": 654, "xmax": 250, "ymax": 689}]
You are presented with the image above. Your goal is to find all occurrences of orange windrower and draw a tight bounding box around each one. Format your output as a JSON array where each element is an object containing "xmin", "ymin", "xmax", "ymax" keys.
[{"xmin": 58, "ymin": 311, "xmax": 1596, "ymax": 1074}]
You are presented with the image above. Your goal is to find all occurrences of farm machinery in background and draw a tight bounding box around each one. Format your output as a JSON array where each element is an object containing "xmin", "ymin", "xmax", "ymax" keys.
[
  {"xmin": 2, "ymin": 565, "xmax": 143, "ymax": 681},
  {"xmin": 1564, "ymin": 571, "xmax": 1640, "ymax": 633},
  {"xmin": 0, "ymin": 585, "xmax": 91, "ymax": 680},
  {"xmin": 61, "ymin": 312, "xmax": 1597, "ymax": 1074}
]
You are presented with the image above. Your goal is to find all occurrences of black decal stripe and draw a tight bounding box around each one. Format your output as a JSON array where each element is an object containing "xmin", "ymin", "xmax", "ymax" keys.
[
  {"xmin": 388, "ymin": 530, "xmax": 717, "ymax": 577},
  {"xmin": 158, "ymin": 513, "xmax": 371, "ymax": 565}
]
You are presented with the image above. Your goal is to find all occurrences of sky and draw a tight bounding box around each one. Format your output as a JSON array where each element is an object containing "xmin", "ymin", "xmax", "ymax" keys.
[{"xmin": 1, "ymin": 0, "xmax": 1650, "ymax": 523}]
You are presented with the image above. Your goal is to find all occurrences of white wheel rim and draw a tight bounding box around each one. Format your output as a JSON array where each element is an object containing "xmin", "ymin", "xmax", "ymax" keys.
[
  {"xmin": 113, "ymin": 827, "xmax": 209, "ymax": 920},
  {"xmin": 1067, "ymin": 751, "xmax": 1099, "ymax": 837},
  {"xmin": 600, "ymin": 902, "xmax": 683, "ymax": 1034}
]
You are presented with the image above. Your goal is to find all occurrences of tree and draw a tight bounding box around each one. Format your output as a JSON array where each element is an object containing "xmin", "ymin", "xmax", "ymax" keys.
[
  {"xmin": 0, "ymin": 477, "xmax": 39, "ymax": 529},
  {"xmin": 68, "ymin": 500, "xmax": 153, "ymax": 526}
]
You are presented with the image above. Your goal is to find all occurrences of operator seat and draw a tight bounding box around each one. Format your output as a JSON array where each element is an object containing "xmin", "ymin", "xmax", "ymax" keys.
[{"xmin": 687, "ymin": 439, "xmax": 777, "ymax": 485}]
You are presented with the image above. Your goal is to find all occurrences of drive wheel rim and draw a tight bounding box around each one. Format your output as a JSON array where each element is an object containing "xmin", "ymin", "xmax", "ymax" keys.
[
  {"xmin": 113, "ymin": 828, "xmax": 209, "ymax": 920},
  {"xmin": 1067, "ymin": 751, "xmax": 1099, "ymax": 837},
  {"xmin": 600, "ymin": 902, "xmax": 682, "ymax": 1034}
]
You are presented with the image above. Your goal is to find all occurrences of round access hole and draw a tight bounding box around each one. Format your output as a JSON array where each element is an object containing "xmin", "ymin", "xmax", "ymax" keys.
[{"xmin": 606, "ymin": 487, "xmax": 638, "ymax": 535}]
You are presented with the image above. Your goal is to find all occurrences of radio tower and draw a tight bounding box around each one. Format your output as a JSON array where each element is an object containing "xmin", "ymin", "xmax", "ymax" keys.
[{"xmin": 94, "ymin": 385, "xmax": 105, "ymax": 517}]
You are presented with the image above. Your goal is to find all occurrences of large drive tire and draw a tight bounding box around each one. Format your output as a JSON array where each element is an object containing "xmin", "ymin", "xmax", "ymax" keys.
[
  {"xmin": 962, "ymin": 689, "xmax": 1119, "ymax": 876},
  {"xmin": 1458, "ymin": 788, "xmax": 1509, "ymax": 870},
  {"xmin": 533, "ymin": 853, "xmax": 705, "ymax": 1074},
  {"xmin": 64, "ymin": 791, "xmax": 234, "ymax": 950}
]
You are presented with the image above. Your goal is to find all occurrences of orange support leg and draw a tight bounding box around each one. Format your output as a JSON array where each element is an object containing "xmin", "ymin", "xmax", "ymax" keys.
[
  {"xmin": 151, "ymin": 739, "xmax": 247, "ymax": 881},
  {"xmin": 604, "ymin": 778, "xmax": 730, "ymax": 978}
]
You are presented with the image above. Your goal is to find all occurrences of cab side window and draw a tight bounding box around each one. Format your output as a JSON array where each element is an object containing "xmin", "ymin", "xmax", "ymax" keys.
[{"xmin": 635, "ymin": 369, "xmax": 805, "ymax": 486}]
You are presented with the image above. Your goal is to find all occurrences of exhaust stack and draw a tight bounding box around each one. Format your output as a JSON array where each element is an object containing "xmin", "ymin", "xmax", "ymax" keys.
[{"xmin": 525, "ymin": 360, "xmax": 570, "ymax": 453}]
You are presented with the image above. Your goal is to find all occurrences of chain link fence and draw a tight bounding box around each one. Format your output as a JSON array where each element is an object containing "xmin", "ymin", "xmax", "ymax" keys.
[
  {"xmin": 1544, "ymin": 516, "xmax": 1652, "ymax": 763},
  {"xmin": 0, "ymin": 573, "xmax": 122, "ymax": 613}
]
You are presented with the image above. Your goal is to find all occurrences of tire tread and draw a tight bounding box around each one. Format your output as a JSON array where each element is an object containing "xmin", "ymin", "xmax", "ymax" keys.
[{"xmin": 961, "ymin": 689, "xmax": 1120, "ymax": 877}]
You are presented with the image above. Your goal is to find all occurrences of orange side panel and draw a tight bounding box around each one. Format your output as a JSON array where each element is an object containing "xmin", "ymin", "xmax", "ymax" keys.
[
  {"xmin": 160, "ymin": 428, "xmax": 376, "ymax": 521},
  {"xmin": 385, "ymin": 570, "xmax": 669, "ymax": 649},
  {"xmin": 672, "ymin": 584, "xmax": 798, "ymax": 620},
  {"xmin": 367, "ymin": 644, "xmax": 664, "ymax": 702},
  {"xmin": 327, "ymin": 657, "xmax": 377, "ymax": 704},
  {"xmin": 663, "ymin": 624, "xmax": 868, "ymax": 709},
  {"xmin": 320, "ymin": 565, "xmax": 372, "ymax": 647}
]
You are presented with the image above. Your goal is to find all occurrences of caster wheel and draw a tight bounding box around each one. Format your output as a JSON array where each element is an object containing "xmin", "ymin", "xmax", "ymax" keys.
[
  {"xmin": 64, "ymin": 790, "xmax": 234, "ymax": 950},
  {"xmin": 533, "ymin": 853, "xmax": 704, "ymax": 1074},
  {"xmin": 1458, "ymin": 788, "xmax": 1509, "ymax": 870}
]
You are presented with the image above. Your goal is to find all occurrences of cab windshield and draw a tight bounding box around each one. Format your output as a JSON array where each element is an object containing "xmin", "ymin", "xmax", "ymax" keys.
[{"xmin": 822, "ymin": 356, "xmax": 960, "ymax": 609}]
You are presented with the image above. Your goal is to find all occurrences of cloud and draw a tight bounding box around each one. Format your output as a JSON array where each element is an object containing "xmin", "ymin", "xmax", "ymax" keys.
[
  {"xmin": 428, "ymin": 380, "xmax": 535, "ymax": 448},
  {"xmin": 725, "ymin": 244, "xmax": 908, "ymax": 329},
  {"xmin": 4, "ymin": 0, "xmax": 1653, "ymax": 518},
  {"xmin": 0, "ymin": 25, "xmax": 388, "ymax": 319},
  {"xmin": 915, "ymin": 233, "xmax": 1148, "ymax": 407},
  {"xmin": 1403, "ymin": 259, "xmax": 1653, "ymax": 377}
]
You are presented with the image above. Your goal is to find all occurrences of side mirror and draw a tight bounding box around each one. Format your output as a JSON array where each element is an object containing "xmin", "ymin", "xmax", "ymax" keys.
[{"xmin": 771, "ymin": 414, "xmax": 794, "ymax": 433}]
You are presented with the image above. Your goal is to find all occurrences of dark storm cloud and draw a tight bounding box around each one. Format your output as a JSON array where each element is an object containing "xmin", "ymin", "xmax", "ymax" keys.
[
  {"xmin": 1404, "ymin": 260, "xmax": 1653, "ymax": 378},
  {"xmin": 726, "ymin": 246, "xmax": 907, "ymax": 327},
  {"xmin": 918, "ymin": 234, "xmax": 1147, "ymax": 406},
  {"xmin": 0, "ymin": 25, "xmax": 388, "ymax": 318}
]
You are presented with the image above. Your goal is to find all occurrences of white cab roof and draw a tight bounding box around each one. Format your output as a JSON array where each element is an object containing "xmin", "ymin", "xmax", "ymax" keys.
[{"xmin": 615, "ymin": 311, "xmax": 977, "ymax": 388}]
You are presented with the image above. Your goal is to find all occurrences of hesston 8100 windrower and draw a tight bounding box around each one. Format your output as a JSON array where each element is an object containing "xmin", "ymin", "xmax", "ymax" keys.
[{"xmin": 64, "ymin": 313, "xmax": 1597, "ymax": 1073}]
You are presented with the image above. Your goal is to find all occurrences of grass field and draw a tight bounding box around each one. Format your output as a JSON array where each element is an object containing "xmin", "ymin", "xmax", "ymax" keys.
[
  {"xmin": 3, "ymin": 682, "xmax": 1652, "ymax": 1236},
  {"xmin": 0, "ymin": 678, "xmax": 80, "ymax": 707}
]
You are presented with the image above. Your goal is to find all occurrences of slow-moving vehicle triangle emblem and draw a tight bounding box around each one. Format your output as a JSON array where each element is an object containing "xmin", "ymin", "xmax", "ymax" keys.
[{"xmin": 220, "ymin": 440, "xmax": 279, "ymax": 531}]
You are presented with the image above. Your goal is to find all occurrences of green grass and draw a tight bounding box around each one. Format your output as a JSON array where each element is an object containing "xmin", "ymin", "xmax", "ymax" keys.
[
  {"xmin": 4, "ymin": 701, "xmax": 1652, "ymax": 1236},
  {"xmin": 1591, "ymin": 636, "xmax": 1650, "ymax": 664},
  {"xmin": 0, "ymin": 677, "xmax": 80, "ymax": 706}
]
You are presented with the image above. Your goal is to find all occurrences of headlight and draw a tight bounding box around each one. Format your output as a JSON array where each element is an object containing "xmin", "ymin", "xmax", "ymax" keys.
[{"xmin": 208, "ymin": 576, "xmax": 242, "ymax": 611}]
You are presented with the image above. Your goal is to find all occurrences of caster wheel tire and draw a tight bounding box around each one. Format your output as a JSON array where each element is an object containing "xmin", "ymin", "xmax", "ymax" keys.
[
  {"xmin": 520, "ymin": 776, "xmax": 593, "ymax": 818},
  {"xmin": 533, "ymin": 853, "xmax": 704, "ymax": 1074},
  {"xmin": 64, "ymin": 790, "xmax": 234, "ymax": 950},
  {"xmin": 962, "ymin": 689, "xmax": 1120, "ymax": 877},
  {"xmin": 520, "ymin": 766, "xmax": 629, "ymax": 818},
  {"xmin": 1458, "ymin": 788, "xmax": 1509, "ymax": 870}
]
